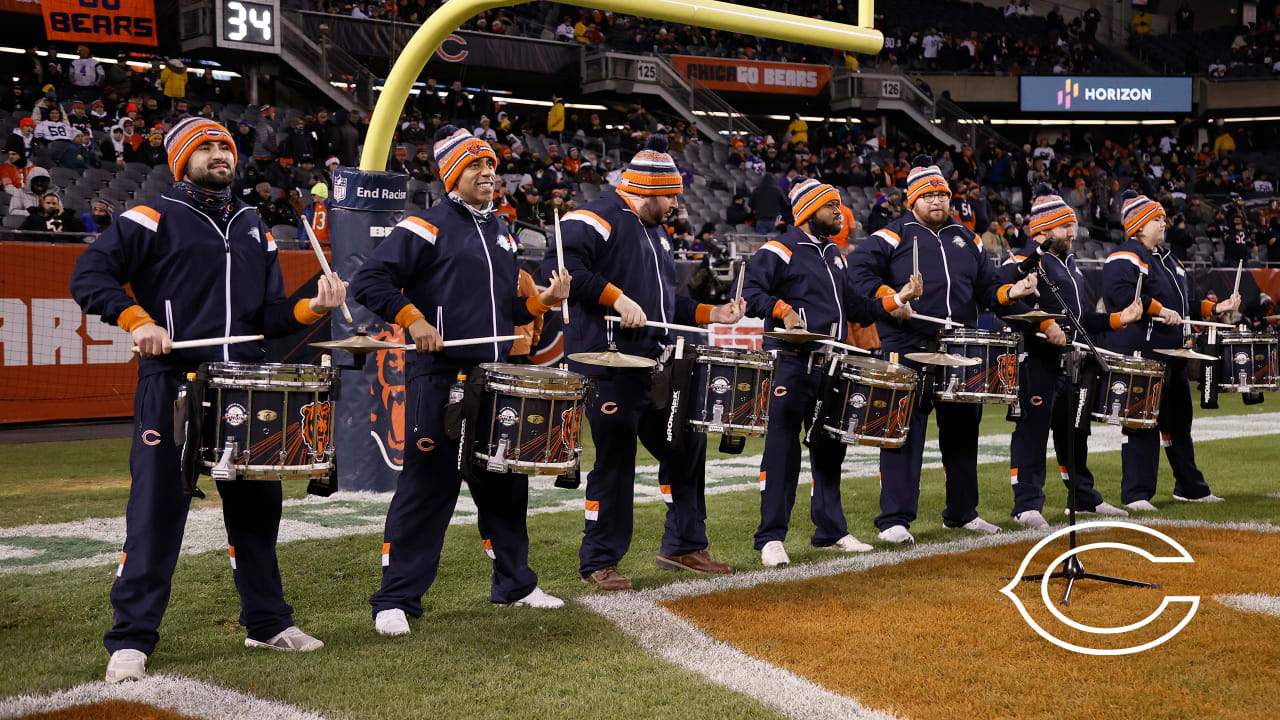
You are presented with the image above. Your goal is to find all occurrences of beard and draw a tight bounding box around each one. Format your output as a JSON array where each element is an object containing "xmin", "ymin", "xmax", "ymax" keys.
[
  {"xmin": 810, "ymin": 214, "xmax": 842, "ymax": 238},
  {"xmin": 186, "ymin": 162, "xmax": 234, "ymax": 191}
]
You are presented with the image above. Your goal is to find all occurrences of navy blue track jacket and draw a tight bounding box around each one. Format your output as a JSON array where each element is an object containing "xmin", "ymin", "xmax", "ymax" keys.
[
  {"xmin": 847, "ymin": 213, "xmax": 1017, "ymax": 349},
  {"xmin": 352, "ymin": 196, "xmax": 547, "ymax": 379},
  {"xmin": 541, "ymin": 191, "xmax": 711, "ymax": 375},
  {"xmin": 741, "ymin": 227, "xmax": 898, "ymax": 352},
  {"xmin": 1100, "ymin": 239, "xmax": 1214, "ymax": 355},
  {"xmin": 999, "ymin": 239, "xmax": 1128, "ymax": 352},
  {"xmin": 70, "ymin": 186, "xmax": 321, "ymax": 378}
]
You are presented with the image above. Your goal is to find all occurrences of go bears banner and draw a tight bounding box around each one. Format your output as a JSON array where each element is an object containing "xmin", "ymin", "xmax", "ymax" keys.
[
  {"xmin": 669, "ymin": 55, "xmax": 832, "ymax": 96},
  {"xmin": 42, "ymin": 0, "xmax": 158, "ymax": 47}
]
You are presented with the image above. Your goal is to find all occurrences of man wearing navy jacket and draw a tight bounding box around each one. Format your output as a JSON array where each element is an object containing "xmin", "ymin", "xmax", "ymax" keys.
[
  {"xmin": 545, "ymin": 135, "xmax": 745, "ymax": 591},
  {"xmin": 1000, "ymin": 185, "xmax": 1143, "ymax": 528},
  {"xmin": 352, "ymin": 126, "xmax": 572, "ymax": 637},
  {"xmin": 70, "ymin": 117, "xmax": 347, "ymax": 683},
  {"xmin": 742, "ymin": 179, "xmax": 921, "ymax": 566},
  {"xmin": 848, "ymin": 156, "xmax": 1038, "ymax": 544},
  {"xmin": 1100, "ymin": 191, "xmax": 1239, "ymax": 511}
]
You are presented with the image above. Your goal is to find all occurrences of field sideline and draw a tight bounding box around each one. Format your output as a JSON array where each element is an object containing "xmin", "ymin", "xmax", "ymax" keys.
[{"xmin": 1, "ymin": 395, "xmax": 1278, "ymax": 719}]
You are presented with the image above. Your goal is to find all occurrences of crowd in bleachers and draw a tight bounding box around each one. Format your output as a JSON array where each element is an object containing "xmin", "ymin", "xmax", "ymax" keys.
[{"xmin": 1136, "ymin": 5, "xmax": 1280, "ymax": 77}]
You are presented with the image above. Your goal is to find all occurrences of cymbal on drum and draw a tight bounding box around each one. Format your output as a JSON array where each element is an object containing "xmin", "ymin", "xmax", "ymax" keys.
[
  {"xmin": 904, "ymin": 351, "xmax": 982, "ymax": 367},
  {"xmin": 309, "ymin": 335, "xmax": 403, "ymax": 354},
  {"xmin": 762, "ymin": 328, "xmax": 834, "ymax": 344},
  {"xmin": 1004, "ymin": 310, "xmax": 1066, "ymax": 322},
  {"xmin": 1154, "ymin": 348, "xmax": 1219, "ymax": 361},
  {"xmin": 568, "ymin": 350, "xmax": 657, "ymax": 368},
  {"xmin": 842, "ymin": 356, "xmax": 905, "ymax": 373}
]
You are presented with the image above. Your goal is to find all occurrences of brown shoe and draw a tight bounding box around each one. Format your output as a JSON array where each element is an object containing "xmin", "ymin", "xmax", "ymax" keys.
[
  {"xmin": 655, "ymin": 549, "xmax": 732, "ymax": 575},
  {"xmin": 581, "ymin": 566, "xmax": 633, "ymax": 591}
]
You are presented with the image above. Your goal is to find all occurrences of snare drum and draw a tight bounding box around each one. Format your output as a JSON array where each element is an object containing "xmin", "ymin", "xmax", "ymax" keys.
[
  {"xmin": 822, "ymin": 356, "xmax": 917, "ymax": 448},
  {"xmin": 199, "ymin": 362, "xmax": 335, "ymax": 481},
  {"xmin": 473, "ymin": 363, "xmax": 589, "ymax": 473},
  {"xmin": 1216, "ymin": 330, "xmax": 1279, "ymax": 392},
  {"xmin": 1093, "ymin": 356, "xmax": 1165, "ymax": 429},
  {"xmin": 935, "ymin": 329, "xmax": 1020, "ymax": 404},
  {"xmin": 687, "ymin": 346, "xmax": 775, "ymax": 437}
]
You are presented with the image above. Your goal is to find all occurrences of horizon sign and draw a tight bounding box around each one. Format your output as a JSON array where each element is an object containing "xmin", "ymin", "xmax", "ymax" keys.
[{"xmin": 1020, "ymin": 76, "xmax": 1192, "ymax": 113}]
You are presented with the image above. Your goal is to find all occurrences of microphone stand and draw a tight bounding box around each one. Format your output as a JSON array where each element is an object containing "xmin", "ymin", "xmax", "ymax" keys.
[{"xmin": 1012, "ymin": 254, "xmax": 1160, "ymax": 605}]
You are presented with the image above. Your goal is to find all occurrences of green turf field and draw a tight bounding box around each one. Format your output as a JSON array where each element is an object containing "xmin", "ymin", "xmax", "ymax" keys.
[{"xmin": 1, "ymin": 394, "xmax": 1278, "ymax": 719}]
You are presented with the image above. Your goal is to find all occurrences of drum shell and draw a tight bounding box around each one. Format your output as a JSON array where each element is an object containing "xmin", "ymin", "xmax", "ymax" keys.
[
  {"xmin": 1092, "ymin": 357, "xmax": 1164, "ymax": 429},
  {"xmin": 687, "ymin": 346, "xmax": 774, "ymax": 437},
  {"xmin": 1216, "ymin": 332, "xmax": 1279, "ymax": 392},
  {"xmin": 822, "ymin": 358, "xmax": 917, "ymax": 448},
  {"xmin": 935, "ymin": 330, "xmax": 1020, "ymax": 404},
  {"xmin": 199, "ymin": 362, "xmax": 335, "ymax": 481},
  {"xmin": 472, "ymin": 363, "xmax": 589, "ymax": 473}
]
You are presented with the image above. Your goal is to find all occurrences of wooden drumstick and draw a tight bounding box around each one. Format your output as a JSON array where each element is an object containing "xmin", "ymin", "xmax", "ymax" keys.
[
  {"xmin": 132, "ymin": 334, "xmax": 263, "ymax": 352},
  {"xmin": 735, "ymin": 259, "xmax": 746, "ymax": 302},
  {"xmin": 603, "ymin": 315, "xmax": 714, "ymax": 334},
  {"xmin": 399, "ymin": 334, "xmax": 521, "ymax": 350},
  {"xmin": 1232, "ymin": 259, "xmax": 1243, "ymax": 298},
  {"xmin": 302, "ymin": 214, "xmax": 354, "ymax": 323},
  {"xmin": 1133, "ymin": 273, "xmax": 1143, "ymax": 307},
  {"xmin": 817, "ymin": 338, "xmax": 871, "ymax": 355},
  {"xmin": 555, "ymin": 210, "xmax": 569, "ymax": 325}
]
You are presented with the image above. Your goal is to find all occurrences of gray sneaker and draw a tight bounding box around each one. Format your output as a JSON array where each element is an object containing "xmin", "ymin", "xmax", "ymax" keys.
[
  {"xmin": 245, "ymin": 625, "xmax": 324, "ymax": 652},
  {"xmin": 105, "ymin": 649, "xmax": 146, "ymax": 683}
]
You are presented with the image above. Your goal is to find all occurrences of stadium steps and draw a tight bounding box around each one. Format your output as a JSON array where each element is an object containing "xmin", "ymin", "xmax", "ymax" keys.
[{"xmin": 278, "ymin": 12, "xmax": 373, "ymax": 113}]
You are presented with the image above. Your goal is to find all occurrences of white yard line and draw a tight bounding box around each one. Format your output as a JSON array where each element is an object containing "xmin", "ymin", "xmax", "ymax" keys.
[
  {"xmin": 580, "ymin": 520, "xmax": 1280, "ymax": 720},
  {"xmin": 0, "ymin": 674, "xmax": 335, "ymax": 720},
  {"xmin": 1216, "ymin": 593, "xmax": 1280, "ymax": 619}
]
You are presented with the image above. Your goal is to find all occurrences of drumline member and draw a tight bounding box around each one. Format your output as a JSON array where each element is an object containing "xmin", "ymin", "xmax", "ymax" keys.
[
  {"xmin": 1101, "ymin": 191, "xmax": 1239, "ymax": 511},
  {"xmin": 352, "ymin": 126, "xmax": 572, "ymax": 636},
  {"xmin": 1000, "ymin": 185, "xmax": 1144, "ymax": 528},
  {"xmin": 70, "ymin": 117, "xmax": 348, "ymax": 682},
  {"xmin": 547, "ymin": 135, "xmax": 745, "ymax": 591},
  {"xmin": 848, "ymin": 156, "xmax": 1038, "ymax": 543},
  {"xmin": 742, "ymin": 179, "xmax": 922, "ymax": 566}
]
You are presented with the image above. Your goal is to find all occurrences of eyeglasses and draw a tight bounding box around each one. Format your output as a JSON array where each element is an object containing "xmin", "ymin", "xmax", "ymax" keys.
[{"xmin": 919, "ymin": 192, "xmax": 950, "ymax": 202}]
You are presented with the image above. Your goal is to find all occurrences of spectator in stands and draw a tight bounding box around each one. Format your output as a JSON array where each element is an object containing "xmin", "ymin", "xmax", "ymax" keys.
[
  {"xmin": 1175, "ymin": 3, "xmax": 1194, "ymax": 34},
  {"xmin": 726, "ymin": 192, "xmax": 752, "ymax": 227},
  {"xmin": 1131, "ymin": 8, "xmax": 1152, "ymax": 39},
  {"xmin": 98, "ymin": 125, "xmax": 126, "ymax": 168},
  {"xmin": 10, "ymin": 117, "xmax": 36, "ymax": 159},
  {"xmin": 254, "ymin": 105, "xmax": 279, "ymax": 166},
  {"xmin": 473, "ymin": 116, "xmax": 498, "ymax": 143},
  {"xmin": 69, "ymin": 45, "xmax": 104, "ymax": 102},
  {"xmin": 981, "ymin": 220, "xmax": 1008, "ymax": 259},
  {"xmin": 387, "ymin": 145, "xmax": 410, "ymax": 176},
  {"xmin": 1208, "ymin": 58, "xmax": 1227, "ymax": 78},
  {"xmin": 1, "ymin": 139, "xmax": 36, "ymax": 195},
  {"xmin": 1224, "ymin": 215, "xmax": 1254, "ymax": 264},
  {"xmin": 555, "ymin": 15, "xmax": 575, "ymax": 42},
  {"xmin": 307, "ymin": 109, "xmax": 335, "ymax": 161},
  {"xmin": 473, "ymin": 84, "xmax": 496, "ymax": 123},
  {"xmin": 517, "ymin": 185, "xmax": 547, "ymax": 226},
  {"xmin": 281, "ymin": 119, "xmax": 313, "ymax": 164},
  {"xmin": 865, "ymin": 192, "xmax": 898, "ymax": 233},
  {"xmin": 67, "ymin": 100, "xmax": 93, "ymax": 138},
  {"xmin": 7, "ymin": 166, "xmax": 49, "ymax": 216},
  {"xmin": 400, "ymin": 116, "xmax": 427, "ymax": 147},
  {"xmin": 750, "ymin": 173, "xmax": 789, "ymax": 233},
  {"xmin": 445, "ymin": 80, "xmax": 472, "ymax": 125},
  {"xmin": 19, "ymin": 190, "xmax": 85, "ymax": 234},
  {"xmin": 233, "ymin": 120, "xmax": 254, "ymax": 159},
  {"xmin": 160, "ymin": 59, "xmax": 187, "ymax": 106},
  {"xmin": 35, "ymin": 107, "xmax": 75, "ymax": 144},
  {"xmin": 1261, "ymin": 216, "xmax": 1280, "ymax": 264},
  {"xmin": 787, "ymin": 114, "xmax": 808, "ymax": 146},
  {"xmin": 141, "ymin": 129, "xmax": 168, "ymax": 168},
  {"xmin": 334, "ymin": 112, "xmax": 362, "ymax": 166},
  {"xmin": 547, "ymin": 94, "xmax": 565, "ymax": 144},
  {"xmin": 1166, "ymin": 213, "xmax": 1192, "ymax": 260},
  {"xmin": 58, "ymin": 130, "xmax": 100, "ymax": 172},
  {"xmin": 80, "ymin": 198, "xmax": 114, "ymax": 234}
]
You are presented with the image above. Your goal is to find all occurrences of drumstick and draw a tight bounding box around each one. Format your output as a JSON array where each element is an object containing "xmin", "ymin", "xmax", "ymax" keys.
[
  {"xmin": 735, "ymin": 259, "xmax": 746, "ymax": 302},
  {"xmin": 912, "ymin": 312, "xmax": 964, "ymax": 329},
  {"xmin": 816, "ymin": 338, "xmax": 871, "ymax": 355},
  {"xmin": 912, "ymin": 237, "xmax": 919, "ymax": 277},
  {"xmin": 1232, "ymin": 259, "xmax": 1243, "ymax": 297},
  {"xmin": 1183, "ymin": 319, "xmax": 1235, "ymax": 329},
  {"xmin": 302, "ymin": 214, "xmax": 354, "ymax": 323},
  {"xmin": 399, "ymin": 334, "xmax": 521, "ymax": 350},
  {"xmin": 1035, "ymin": 333, "xmax": 1123, "ymax": 358},
  {"xmin": 1133, "ymin": 273, "xmax": 1143, "ymax": 307},
  {"xmin": 603, "ymin": 315, "xmax": 714, "ymax": 334},
  {"xmin": 132, "ymin": 334, "xmax": 263, "ymax": 352},
  {"xmin": 554, "ymin": 210, "xmax": 569, "ymax": 325}
]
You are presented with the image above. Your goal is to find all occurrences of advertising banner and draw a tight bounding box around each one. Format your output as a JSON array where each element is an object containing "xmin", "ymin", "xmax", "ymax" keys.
[
  {"xmin": 42, "ymin": 0, "xmax": 157, "ymax": 47},
  {"xmin": 669, "ymin": 55, "xmax": 832, "ymax": 96},
  {"xmin": 1020, "ymin": 76, "xmax": 1193, "ymax": 113}
]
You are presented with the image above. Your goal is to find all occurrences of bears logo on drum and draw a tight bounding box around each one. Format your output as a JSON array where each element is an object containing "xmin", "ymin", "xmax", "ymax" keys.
[
  {"xmin": 997, "ymin": 354, "xmax": 1018, "ymax": 390},
  {"xmin": 300, "ymin": 400, "xmax": 333, "ymax": 455}
]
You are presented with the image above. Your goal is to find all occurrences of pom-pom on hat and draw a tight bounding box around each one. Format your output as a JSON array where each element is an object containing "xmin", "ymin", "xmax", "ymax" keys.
[
  {"xmin": 164, "ymin": 116, "xmax": 236, "ymax": 182},
  {"xmin": 619, "ymin": 134, "xmax": 683, "ymax": 196},
  {"xmin": 788, "ymin": 178, "xmax": 841, "ymax": 228},
  {"xmin": 1028, "ymin": 182, "xmax": 1076, "ymax": 236},
  {"xmin": 905, "ymin": 153, "xmax": 951, "ymax": 207},
  {"xmin": 433, "ymin": 124, "xmax": 497, "ymax": 193},
  {"xmin": 1120, "ymin": 189, "xmax": 1165, "ymax": 237}
]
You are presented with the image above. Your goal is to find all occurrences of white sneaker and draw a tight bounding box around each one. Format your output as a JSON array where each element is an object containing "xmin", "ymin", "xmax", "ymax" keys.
[
  {"xmin": 1014, "ymin": 510, "xmax": 1049, "ymax": 528},
  {"xmin": 510, "ymin": 587, "xmax": 564, "ymax": 609},
  {"xmin": 104, "ymin": 649, "xmax": 146, "ymax": 683},
  {"xmin": 950, "ymin": 517, "xmax": 1002, "ymax": 534},
  {"xmin": 829, "ymin": 534, "xmax": 874, "ymax": 553},
  {"xmin": 245, "ymin": 625, "xmax": 324, "ymax": 652},
  {"xmin": 1173, "ymin": 493, "xmax": 1224, "ymax": 503},
  {"xmin": 1070, "ymin": 502, "xmax": 1129, "ymax": 517},
  {"xmin": 375, "ymin": 608, "xmax": 411, "ymax": 636},
  {"xmin": 761, "ymin": 540, "xmax": 790, "ymax": 567},
  {"xmin": 877, "ymin": 525, "xmax": 915, "ymax": 544},
  {"xmin": 1124, "ymin": 499, "xmax": 1159, "ymax": 512}
]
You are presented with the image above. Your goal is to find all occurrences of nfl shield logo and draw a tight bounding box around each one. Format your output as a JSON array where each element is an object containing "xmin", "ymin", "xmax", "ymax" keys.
[{"xmin": 333, "ymin": 174, "xmax": 348, "ymax": 203}]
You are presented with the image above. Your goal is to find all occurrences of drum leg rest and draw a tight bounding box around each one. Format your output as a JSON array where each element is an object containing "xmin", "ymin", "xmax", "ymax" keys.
[
  {"xmin": 718, "ymin": 434, "xmax": 745, "ymax": 455},
  {"xmin": 211, "ymin": 440, "xmax": 239, "ymax": 482},
  {"xmin": 554, "ymin": 466, "xmax": 581, "ymax": 489}
]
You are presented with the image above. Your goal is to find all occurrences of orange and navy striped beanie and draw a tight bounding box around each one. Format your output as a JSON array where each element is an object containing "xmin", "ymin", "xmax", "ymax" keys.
[
  {"xmin": 1120, "ymin": 190, "xmax": 1165, "ymax": 237},
  {"xmin": 619, "ymin": 134, "xmax": 682, "ymax": 196},
  {"xmin": 905, "ymin": 154, "xmax": 951, "ymax": 208},
  {"xmin": 433, "ymin": 125, "xmax": 497, "ymax": 193},
  {"xmin": 788, "ymin": 178, "xmax": 840, "ymax": 228},
  {"xmin": 1028, "ymin": 183, "xmax": 1076, "ymax": 236},
  {"xmin": 164, "ymin": 117, "xmax": 236, "ymax": 182}
]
